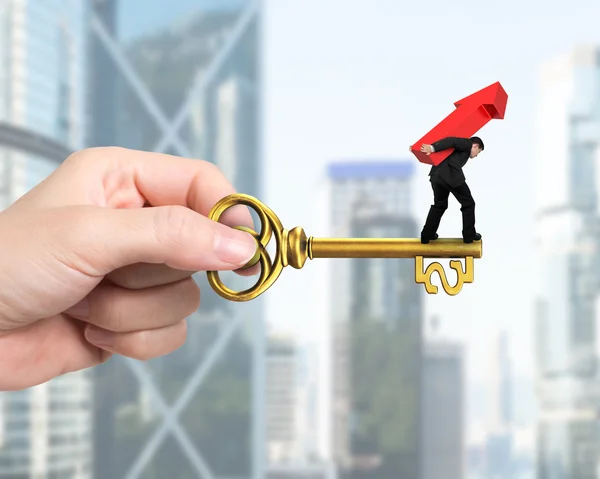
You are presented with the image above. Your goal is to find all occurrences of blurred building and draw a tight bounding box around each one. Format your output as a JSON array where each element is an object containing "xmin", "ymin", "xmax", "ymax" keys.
[
  {"xmin": 267, "ymin": 335, "xmax": 299, "ymax": 464},
  {"xmin": 0, "ymin": 2, "xmax": 91, "ymax": 478},
  {"xmin": 295, "ymin": 340, "xmax": 324, "ymax": 463},
  {"xmin": 483, "ymin": 331, "xmax": 515, "ymax": 479},
  {"xmin": 421, "ymin": 324, "xmax": 465, "ymax": 479},
  {"xmin": 321, "ymin": 160, "xmax": 423, "ymax": 478},
  {"xmin": 534, "ymin": 45, "xmax": 600, "ymax": 479},
  {"xmin": 489, "ymin": 331, "xmax": 512, "ymax": 431},
  {"xmin": 87, "ymin": 1, "xmax": 265, "ymax": 478}
]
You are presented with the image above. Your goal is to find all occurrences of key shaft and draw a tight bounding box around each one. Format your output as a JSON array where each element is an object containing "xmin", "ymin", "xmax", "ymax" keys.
[{"xmin": 310, "ymin": 237, "xmax": 482, "ymax": 259}]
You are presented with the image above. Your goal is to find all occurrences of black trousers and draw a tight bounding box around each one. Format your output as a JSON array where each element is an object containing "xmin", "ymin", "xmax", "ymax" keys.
[{"xmin": 421, "ymin": 174, "xmax": 476, "ymax": 240}]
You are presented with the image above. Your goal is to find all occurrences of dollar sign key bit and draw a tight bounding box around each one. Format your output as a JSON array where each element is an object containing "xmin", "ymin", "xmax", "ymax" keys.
[{"xmin": 207, "ymin": 194, "xmax": 482, "ymax": 302}]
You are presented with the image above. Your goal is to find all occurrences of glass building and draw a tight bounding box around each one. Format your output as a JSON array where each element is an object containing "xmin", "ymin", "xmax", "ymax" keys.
[
  {"xmin": 534, "ymin": 46, "xmax": 600, "ymax": 478},
  {"xmin": 87, "ymin": 1, "xmax": 264, "ymax": 478},
  {"xmin": 0, "ymin": 1, "xmax": 92, "ymax": 478},
  {"xmin": 322, "ymin": 160, "xmax": 423, "ymax": 479}
]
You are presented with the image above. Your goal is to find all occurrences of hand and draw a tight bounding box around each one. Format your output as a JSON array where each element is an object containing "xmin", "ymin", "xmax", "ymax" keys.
[
  {"xmin": 420, "ymin": 144, "xmax": 434, "ymax": 155},
  {"xmin": 0, "ymin": 147, "xmax": 259, "ymax": 391}
]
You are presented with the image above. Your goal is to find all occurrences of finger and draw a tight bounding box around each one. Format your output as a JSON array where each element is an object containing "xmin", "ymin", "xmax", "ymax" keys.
[
  {"xmin": 84, "ymin": 320, "xmax": 187, "ymax": 361},
  {"xmin": 65, "ymin": 277, "xmax": 200, "ymax": 332},
  {"xmin": 0, "ymin": 316, "xmax": 111, "ymax": 391},
  {"xmin": 106, "ymin": 264, "xmax": 195, "ymax": 289},
  {"xmin": 52, "ymin": 205, "xmax": 258, "ymax": 276},
  {"xmin": 57, "ymin": 147, "xmax": 255, "ymax": 231},
  {"xmin": 106, "ymin": 259, "xmax": 259, "ymax": 290}
]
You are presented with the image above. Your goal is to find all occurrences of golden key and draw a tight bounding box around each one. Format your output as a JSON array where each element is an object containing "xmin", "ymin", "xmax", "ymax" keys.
[{"xmin": 207, "ymin": 193, "xmax": 482, "ymax": 302}]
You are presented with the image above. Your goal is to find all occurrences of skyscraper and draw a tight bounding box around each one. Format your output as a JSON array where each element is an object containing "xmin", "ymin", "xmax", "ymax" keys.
[
  {"xmin": 266, "ymin": 335, "xmax": 299, "ymax": 464},
  {"xmin": 489, "ymin": 331, "xmax": 512, "ymax": 432},
  {"xmin": 484, "ymin": 331, "xmax": 514, "ymax": 479},
  {"xmin": 534, "ymin": 45, "xmax": 600, "ymax": 479},
  {"xmin": 87, "ymin": 1, "xmax": 264, "ymax": 478},
  {"xmin": 421, "ymin": 322, "xmax": 465, "ymax": 479},
  {"xmin": 0, "ymin": 1, "xmax": 92, "ymax": 478},
  {"xmin": 322, "ymin": 160, "xmax": 422, "ymax": 479}
]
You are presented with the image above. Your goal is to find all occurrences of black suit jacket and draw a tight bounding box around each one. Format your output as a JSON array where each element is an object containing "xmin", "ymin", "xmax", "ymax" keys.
[{"xmin": 428, "ymin": 137, "xmax": 473, "ymax": 187}]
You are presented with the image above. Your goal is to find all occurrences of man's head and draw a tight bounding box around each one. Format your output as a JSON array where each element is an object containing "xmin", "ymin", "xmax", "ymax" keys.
[{"xmin": 470, "ymin": 137, "xmax": 484, "ymax": 158}]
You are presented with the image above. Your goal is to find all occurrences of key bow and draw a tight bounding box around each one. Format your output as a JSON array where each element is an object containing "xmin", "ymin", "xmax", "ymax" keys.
[{"xmin": 207, "ymin": 193, "xmax": 311, "ymax": 302}]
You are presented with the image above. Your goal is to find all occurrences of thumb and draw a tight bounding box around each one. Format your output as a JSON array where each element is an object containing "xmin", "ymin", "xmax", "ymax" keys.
[{"xmin": 57, "ymin": 205, "xmax": 258, "ymax": 276}]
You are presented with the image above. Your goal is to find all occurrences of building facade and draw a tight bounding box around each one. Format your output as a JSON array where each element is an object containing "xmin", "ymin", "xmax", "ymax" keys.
[
  {"xmin": 87, "ymin": 1, "xmax": 265, "ymax": 478},
  {"xmin": 0, "ymin": 1, "xmax": 91, "ymax": 478},
  {"xmin": 323, "ymin": 160, "xmax": 422, "ymax": 479},
  {"xmin": 421, "ymin": 336, "xmax": 465, "ymax": 479},
  {"xmin": 534, "ymin": 45, "xmax": 600, "ymax": 479},
  {"xmin": 266, "ymin": 335, "xmax": 299, "ymax": 464}
]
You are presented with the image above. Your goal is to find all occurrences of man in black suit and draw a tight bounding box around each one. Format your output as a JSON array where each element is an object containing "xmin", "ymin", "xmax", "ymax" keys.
[{"xmin": 416, "ymin": 136, "xmax": 484, "ymax": 244}]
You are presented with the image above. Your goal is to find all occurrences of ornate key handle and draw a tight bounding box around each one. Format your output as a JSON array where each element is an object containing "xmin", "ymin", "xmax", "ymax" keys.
[
  {"xmin": 206, "ymin": 193, "xmax": 313, "ymax": 302},
  {"xmin": 206, "ymin": 193, "xmax": 483, "ymax": 302}
]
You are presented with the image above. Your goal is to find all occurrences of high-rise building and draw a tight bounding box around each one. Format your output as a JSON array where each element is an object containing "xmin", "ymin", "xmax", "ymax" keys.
[
  {"xmin": 87, "ymin": 1, "xmax": 264, "ymax": 478},
  {"xmin": 489, "ymin": 331, "xmax": 512, "ymax": 432},
  {"xmin": 485, "ymin": 331, "xmax": 514, "ymax": 479},
  {"xmin": 266, "ymin": 335, "xmax": 298, "ymax": 464},
  {"xmin": 421, "ymin": 323, "xmax": 465, "ymax": 479},
  {"xmin": 0, "ymin": 2, "xmax": 92, "ymax": 478},
  {"xmin": 534, "ymin": 45, "xmax": 600, "ymax": 479},
  {"xmin": 321, "ymin": 160, "xmax": 422, "ymax": 478}
]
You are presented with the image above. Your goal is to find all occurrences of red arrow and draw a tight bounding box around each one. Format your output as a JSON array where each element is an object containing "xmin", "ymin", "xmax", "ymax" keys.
[{"xmin": 410, "ymin": 81, "xmax": 508, "ymax": 166}]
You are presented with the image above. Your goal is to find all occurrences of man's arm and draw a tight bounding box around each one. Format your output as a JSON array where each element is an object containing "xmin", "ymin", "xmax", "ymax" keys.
[{"xmin": 431, "ymin": 137, "xmax": 471, "ymax": 153}]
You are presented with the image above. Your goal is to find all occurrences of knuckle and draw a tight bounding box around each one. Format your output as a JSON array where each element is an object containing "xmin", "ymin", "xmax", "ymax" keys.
[
  {"xmin": 62, "ymin": 146, "xmax": 127, "ymax": 173},
  {"xmin": 172, "ymin": 321, "xmax": 188, "ymax": 350},
  {"xmin": 180, "ymin": 278, "xmax": 201, "ymax": 316},
  {"xmin": 102, "ymin": 294, "xmax": 127, "ymax": 333},
  {"xmin": 197, "ymin": 159, "xmax": 221, "ymax": 175},
  {"xmin": 130, "ymin": 331, "xmax": 154, "ymax": 361},
  {"xmin": 62, "ymin": 149, "xmax": 88, "ymax": 166}
]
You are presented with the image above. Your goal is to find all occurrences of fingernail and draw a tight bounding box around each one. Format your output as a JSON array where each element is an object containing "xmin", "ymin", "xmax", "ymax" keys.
[
  {"xmin": 85, "ymin": 326, "xmax": 114, "ymax": 348},
  {"xmin": 65, "ymin": 298, "xmax": 90, "ymax": 318},
  {"xmin": 214, "ymin": 230, "xmax": 257, "ymax": 265}
]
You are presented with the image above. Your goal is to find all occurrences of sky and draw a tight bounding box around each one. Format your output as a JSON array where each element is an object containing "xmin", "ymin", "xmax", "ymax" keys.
[{"xmin": 261, "ymin": 0, "xmax": 600, "ymax": 383}]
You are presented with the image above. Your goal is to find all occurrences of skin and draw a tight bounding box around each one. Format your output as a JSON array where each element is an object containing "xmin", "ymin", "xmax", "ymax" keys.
[
  {"xmin": 414, "ymin": 142, "xmax": 482, "ymax": 158},
  {"xmin": 0, "ymin": 147, "xmax": 260, "ymax": 391}
]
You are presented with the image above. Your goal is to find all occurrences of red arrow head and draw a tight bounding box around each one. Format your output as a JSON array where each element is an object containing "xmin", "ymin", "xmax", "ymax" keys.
[{"xmin": 453, "ymin": 81, "xmax": 508, "ymax": 119}]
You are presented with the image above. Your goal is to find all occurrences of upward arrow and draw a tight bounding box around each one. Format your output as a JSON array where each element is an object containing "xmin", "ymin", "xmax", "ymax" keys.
[{"xmin": 410, "ymin": 82, "xmax": 508, "ymax": 166}]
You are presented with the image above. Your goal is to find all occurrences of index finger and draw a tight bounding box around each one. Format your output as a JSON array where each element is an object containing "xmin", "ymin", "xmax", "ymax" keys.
[{"xmin": 62, "ymin": 147, "xmax": 256, "ymax": 232}]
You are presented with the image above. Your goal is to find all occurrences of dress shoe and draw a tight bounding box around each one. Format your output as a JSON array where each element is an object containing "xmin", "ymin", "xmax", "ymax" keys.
[
  {"xmin": 463, "ymin": 233, "xmax": 482, "ymax": 244},
  {"xmin": 421, "ymin": 233, "xmax": 439, "ymax": 244}
]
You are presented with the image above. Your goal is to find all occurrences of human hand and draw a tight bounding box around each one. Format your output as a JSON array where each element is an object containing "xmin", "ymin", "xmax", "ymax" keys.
[
  {"xmin": 420, "ymin": 144, "xmax": 434, "ymax": 155},
  {"xmin": 0, "ymin": 147, "xmax": 258, "ymax": 391}
]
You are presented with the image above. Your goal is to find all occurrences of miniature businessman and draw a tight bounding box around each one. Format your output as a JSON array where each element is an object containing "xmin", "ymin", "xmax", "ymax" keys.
[{"xmin": 416, "ymin": 136, "xmax": 484, "ymax": 244}]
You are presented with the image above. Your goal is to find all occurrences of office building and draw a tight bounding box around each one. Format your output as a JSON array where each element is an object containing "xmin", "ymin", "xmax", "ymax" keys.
[
  {"xmin": 489, "ymin": 331, "xmax": 512, "ymax": 432},
  {"xmin": 0, "ymin": 2, "xmax": 91, "ymax": 478},
  {"xmin": 484, "ymin": 331, "xmax": 515, "ymax": 479},
  {"xmin": 534, "ymin": 45, "xmax": 600, "ymax": 479},
  {"xmin": 422, "ymin": 330, "xmax": 465, "ymax": 479},
  {"xmin": 266, "ymin": 335, "xmax": 299, "ymax": 464},
  {"xmin": 322, "ymin": 160, "xmax": 422, "ymax": 478},
  {"xmin": 87, "ymin": 1, "xmax": 265, "ymax": 478}
]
